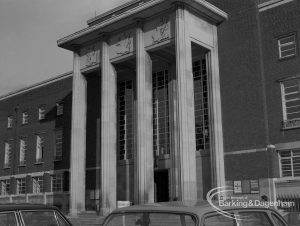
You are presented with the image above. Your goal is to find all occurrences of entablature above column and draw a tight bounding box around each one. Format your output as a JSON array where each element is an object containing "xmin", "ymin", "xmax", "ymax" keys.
[{"xmin": 57, "ymin": 0, "xmax": 227, "ymax": 52}]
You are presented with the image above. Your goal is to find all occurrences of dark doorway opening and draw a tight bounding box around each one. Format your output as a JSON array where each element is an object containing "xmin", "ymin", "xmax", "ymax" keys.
[{"xmin": 154, "ymin": 170, "xmax": 169, "ymax": 202}]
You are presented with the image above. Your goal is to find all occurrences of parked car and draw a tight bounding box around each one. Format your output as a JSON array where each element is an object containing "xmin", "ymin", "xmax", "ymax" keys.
[
  {"xmin": 0, "ymin": 204, "xmax": 72, "ymax": 226},
  {"xmin": 102, "ymin": 200, "xmax": 288, "ymax": 226},
  {"xmin": 282, "ymin": 211, "xmax": 300, "ymax": 226}
]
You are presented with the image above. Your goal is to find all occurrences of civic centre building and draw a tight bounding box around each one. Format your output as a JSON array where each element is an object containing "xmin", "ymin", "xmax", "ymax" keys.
[{"xmin": 0, "ymin": 0, "xmax": 299, "ymax": 217}]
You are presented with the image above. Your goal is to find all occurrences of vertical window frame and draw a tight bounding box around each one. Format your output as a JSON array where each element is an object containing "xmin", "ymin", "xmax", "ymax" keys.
[
  {"xmin": 280, "ymin": 77, "xmax": 300, "ymax": 129},
  {"xmin": 35, "ymin": 135, "xmax": 45, "ymax": 164},
  {"xmin": 4, "ymin": 142, "xmax": 12, "ymax": 168},
  {"xmin": 19, "ymin": 138, "xmax": 27, "ymax": 166},
  {"xmin": 56, "ymin": 102, "xmax": 64, "ymax": 116},
  {"xmin": 22, "ymin": 111, "xmax": 29, "ymax": 125},
  {"xmin": 16, "ymin": 178, "xmax": 26, "ymax": 195},
  {"xmin": 7, "ymin": 116, "xmax": 13, "ymax": 129},
  {"xmin": 54, "ymin": 129, "xmax": 63, "ymax": 161},
  {"xmin": 38, "ymin": 106, "xmax": 46, "ymax": 121},
  {"xmin": 278, "ymin": 34, "xmax": 297, "ymax": 60}
]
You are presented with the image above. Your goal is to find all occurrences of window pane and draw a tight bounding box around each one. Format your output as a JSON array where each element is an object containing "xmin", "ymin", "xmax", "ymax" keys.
[
  {"xmin": 237, "ymin": 212, "xmax": 272, "ymax": 226},
  {"xmin": 0, "ymin": 212, "xmax": 18, "ymax": 226},
  {"xmin": 21, "ymin": 211, "xmax": 58, "ymax": 226},
  {"xmin": 204, "ymin": 214, "xmax": 235, "ymax": 226},
  {"xmin": 105, "ymin": 213, "xmax": 196, "ymax": 226}
]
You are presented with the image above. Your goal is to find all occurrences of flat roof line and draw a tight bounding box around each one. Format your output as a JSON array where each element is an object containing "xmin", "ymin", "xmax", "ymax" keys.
[{"xmin": 0, "ymin": 71, "xmax": 73, "ymax": 101}]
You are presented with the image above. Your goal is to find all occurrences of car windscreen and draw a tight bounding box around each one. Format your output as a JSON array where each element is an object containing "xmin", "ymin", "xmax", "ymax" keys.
[{"xmin": 104, "ymin": 212, "xmax": 197, "ymax": 226}]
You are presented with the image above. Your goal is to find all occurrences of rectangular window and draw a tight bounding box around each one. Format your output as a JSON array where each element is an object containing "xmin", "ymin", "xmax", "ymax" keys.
[
  {"xmin": 278, "ymin": 34, "xmax": 297, "ymax": 59},
  {"xmin": 4, "ymin": 142, "xmax": 12, "ymax": 168},
  {"xmin": 280, "ymin": 78, "xmax": 300, "ymax": 129},
  {"xmin": 54, "ymin": 130, "xmax": 63, "ymax": 160},
  {"xmin": 19, "ymin": 139, "xmax": 27, "ymax": 165},
  {"xmin": 193, "ymin": 59, "xmax": 210, "ymax": 151},
  {"xmin": 152, "ymin": 70, "xmax": 170, "ymax": 157},
  {"xmin": 118, "ymin": 80, "xmax": 134, "ymax": 160},
  {"xmin": 36, "ymin": 135, "xmax": 44, "ymax": 163},
  {"xmin": 16, "ymin": 178, "xmax": 26, "ymax": 194},
  {"xmin": 32, "ymin": 176, "xmax": 43, "ymax": 193},
  {"xmin": 1, "ymin": 179, "xmax": 10, "ymax": 196},
  {"xmin": 56, "ymin": 102, "xmax": 63, "ymax": 116},
  {"xmin": 279, "ymin": 149, "xmax": 300, "ymax": 177},
  {"xmin": 7, "ymin": 116, "xmax": 13, "ymax": 128},
  {"xmin": 51, "ymin": 174, "xmax": 63, "ymax": 192},
  {"xmin": 22, "ymin": 111, "xmax": 29, "ymax": 125},
  {"xmin": 38, "ymin": 106, "xmax": 46, "ymax": 120}
]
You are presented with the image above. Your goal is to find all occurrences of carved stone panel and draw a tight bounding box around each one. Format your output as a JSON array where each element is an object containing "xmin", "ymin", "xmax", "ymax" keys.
[
  {"xmin": 109, "ymin": 29, "xmax": 135, "ymax": 60},
  {"xmin": 144, "ymin": 13, "xmax": 175, "ymax": 48},
  {"xmin": 80, "ymin": 43, "xmax": 101, "ymax": 69}
]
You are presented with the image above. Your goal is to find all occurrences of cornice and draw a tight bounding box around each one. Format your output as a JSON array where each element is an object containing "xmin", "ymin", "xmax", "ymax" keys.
[{"xmin": 57, "ymin": 0, "xmax": 227, "ymax": 51}]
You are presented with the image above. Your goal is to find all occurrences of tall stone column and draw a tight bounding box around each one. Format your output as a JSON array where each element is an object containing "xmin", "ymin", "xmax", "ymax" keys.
[
  {"xmin": 208, "ymin": 27, "xmax": 225, "ymax": 190},
  {"xmin": 134, "ymin": 23, "xmax": 154, "ymax": 204},
  {"xmin": 100, "ymin": 39, "xmax": 117, "ymax": 215},
  {"xmin": 70, "ymin": 48, "xmax": 87, "ymax": 215},
  {"xmin": 174, "ymin": 4, "xmax": 197, "ymax": 201}
]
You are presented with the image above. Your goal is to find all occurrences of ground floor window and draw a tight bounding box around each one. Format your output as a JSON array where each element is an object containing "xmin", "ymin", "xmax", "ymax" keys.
[
  {"xmin": 51, "ymin": 174, "xmax": 63, "ymax": 192},
  {"xmin": 118, "ymin": 80, "xmax": 134, "ymax": 160},
  {"xmin": 153, "ymin": 70, "xmax": 170, "ymax": 156},
  {"xmin": 1, "ymin": 179, "xmax": 10, "ymax": 196},
  {"xmin": 32, "ymin": 176, "xmax": 44, "ymax": 193},
  {"xmin": 193, "ymin": 59, "xmax": 210, "ymax": 151},
  {"xmin": 279, "ymin": 149, "xmax": 300, "ymax": 177},
  {"xmin": 16, "ymin": 178, "xmax": 26, "ymax": 194}
]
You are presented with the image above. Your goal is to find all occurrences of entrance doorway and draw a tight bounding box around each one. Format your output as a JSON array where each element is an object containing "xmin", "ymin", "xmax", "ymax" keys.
[{"xmin": 154, "ymin": 170, "xmax": 169, "ymax": 202}]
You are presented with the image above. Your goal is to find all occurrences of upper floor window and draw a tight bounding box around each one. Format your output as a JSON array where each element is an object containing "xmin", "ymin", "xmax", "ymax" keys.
[
  {"xmin": 280, "ymin": 77, "xmax": 300, "ymax": 129},
  {"xmin": 279, "ymin": 149, "xmax": 300, "ymax": 177},
  {"xmin": 7, "ymin": 116, "xmax": 13, "ymax": 128},
  {"xmin": 36, "ymin": 135, "xmax": 44, "ymax": 163},
  {"xmin": 4, "ymin": 142, "xmax": 12, "ymax": 168},
  {"xmin": 54, "ymin": 129, "xmax": 63, "ymax": 160},
  {"xmin": 278, "ymin": 34, "xmax": 297, "ymax": 59},
  {"xmin": 56, "ymin": 102, "xmax": 63, "ymax": 116},
  {"xmin": 32, "ymin": 176, "xmax": 43, "ymax": 193},
  {"xmin": 51, "ymin": 174, "xmax": 63, "ymax": 192},
  {"xmin": 38, "ymin": 106, "xmax": 46, "ymax": 120},
  {"xmin": 19, "ymin": 139, "xmax": 27, "ymax": 165},
  {"xmin": 22, "ymin": 111, "xmax": 29, "ymax": 125},
  {"xmin": 0, "ymin": 179, "xmax": 10, "ymax": 196},
  {"xmin": 16, "ymin": 178, "xmax": 26, "ymax": 194}
]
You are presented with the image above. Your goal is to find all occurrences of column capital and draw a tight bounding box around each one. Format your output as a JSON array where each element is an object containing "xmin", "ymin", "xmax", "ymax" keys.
[{"xmin": 134, "ymin": 18, "xmax": 145, "ymax": 28}]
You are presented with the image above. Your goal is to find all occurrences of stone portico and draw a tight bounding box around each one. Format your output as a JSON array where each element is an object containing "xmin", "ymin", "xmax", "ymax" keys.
[{"xmin": 57, "ymin": 0, "xmax": 227, "ymax": 216}]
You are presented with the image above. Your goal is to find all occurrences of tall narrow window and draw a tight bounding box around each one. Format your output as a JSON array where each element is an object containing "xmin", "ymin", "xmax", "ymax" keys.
[
  {"xmin": 16, "ymin": 178, "xmax": 26, "ymax": 194},
  {"xmin": 32, "ymin": 176, "xmax": 43, "ymax": 193},
  {"xmin": 118, "ymin": 80, "xmax": 134, "ymax": 160},
  {"xmin": 51, "ymin": 174, "xmax": 63, "ymax": 192},
  {"xmin": 278, "ymin": 34, "xmax": 297, "ymax": 59},
  {"xmin": 7, "ymin": 116, "xmax": 13, "ymax": 128},
  {"xmin": 22, "ymin": 111, "xmax": 29, "ymax": 125},
  {"xmin": 4, "ymin": 142, "xmax": 12, "ymax": 168},
  {"xmin": 56, "ymin": 102, "xmax": 64, "ymax": 116},
  {"xmin": 279, "ymin": 149, "xmax": 300, "ymax": 177},
  {"xmin": 54, "ymin": 129, "xmax": 63, "ymax": 160},
  {"xmin": 152, "ymin": 70, "xmax": 170, "ymax": 157},
  {"xmin": 38, "ymin": 106, "xmax": 46, "ymax": 120},
  {"xmin": 193, "ymin": 59, "xmax": 210, "ymax": 151},
  {"xmin": 19, "ymin": 139, "xmax": 27, "ymax": 165},
  {"xmin": 281, "ymin": 77, "xmax": 300, "ymax": 129},
  {"xmin": 1, "ymin": 180, "xmax": 10, "ymax": 196},
  {"xmin": 36, "ymin": 135, "xmax": 44, "ymax": 163}
]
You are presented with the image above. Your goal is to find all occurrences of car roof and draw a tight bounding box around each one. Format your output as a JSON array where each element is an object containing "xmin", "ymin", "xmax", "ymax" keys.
[
  {"xmin": 111, "ymin": 200, "xmax": 273, "ymax": 217},
  {"xmin": 0, "ymin": 204, "xmax": 60, "ymax": 212}
]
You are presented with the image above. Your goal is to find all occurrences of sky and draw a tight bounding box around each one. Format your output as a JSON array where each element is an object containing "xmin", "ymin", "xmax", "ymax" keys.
[{"xmin": 0, "ymin": 0, "xmax": 129, "ymax": 96}]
